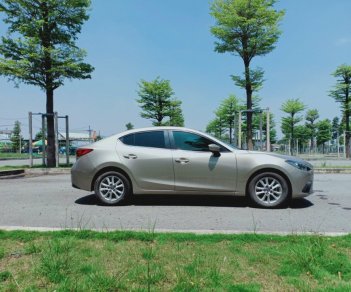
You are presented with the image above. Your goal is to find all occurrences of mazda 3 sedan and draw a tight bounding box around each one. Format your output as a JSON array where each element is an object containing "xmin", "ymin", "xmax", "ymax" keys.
[{"xmin": 71, "ymin": 127, "xmax": 313, "ymax": 208}]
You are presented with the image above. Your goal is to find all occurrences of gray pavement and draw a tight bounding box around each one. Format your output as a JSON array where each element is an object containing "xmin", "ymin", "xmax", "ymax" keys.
[{"xmin": 0, "ymin": 174, "xmax": 350, "ymax": 234}]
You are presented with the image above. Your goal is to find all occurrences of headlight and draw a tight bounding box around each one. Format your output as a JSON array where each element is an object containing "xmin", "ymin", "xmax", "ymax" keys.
[{"xmin": 285, "ymin": 160, "xmax": 312, "ymax": 171}]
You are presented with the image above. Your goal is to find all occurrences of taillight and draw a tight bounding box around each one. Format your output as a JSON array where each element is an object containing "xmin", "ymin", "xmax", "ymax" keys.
[{"xmin": 76, "ymin": 148, "xmax": 93, "ymax": 158}]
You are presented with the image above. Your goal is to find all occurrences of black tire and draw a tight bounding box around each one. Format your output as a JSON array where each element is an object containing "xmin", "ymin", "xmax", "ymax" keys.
[
  {"xmin": 94, "ymin": 171, "xmax": 131, "ymax": 205},
  {"xmin": 248, "ymin": 172, "xmax": 289, "ymax": 208}
]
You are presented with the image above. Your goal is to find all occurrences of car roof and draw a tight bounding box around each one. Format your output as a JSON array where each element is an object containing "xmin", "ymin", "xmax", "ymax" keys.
[{"xmin": 114, "ymin": 126, "xmax": 201, "ymax": 137}]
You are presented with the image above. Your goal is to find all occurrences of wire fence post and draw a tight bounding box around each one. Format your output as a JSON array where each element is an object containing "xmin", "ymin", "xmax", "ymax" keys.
[
  {"xmin": 344, "ymin": 131, "xmax": 346, "ymax": 159},
  {"xmin": 28, "ymin": 112, "xmax": 33, "ymax": 167},
  {"xmin": 266, "ymin": 108, "xmax": 270, "ymax": 152},
  {"xmin": 238, "ymin": 111, "xmax": 242, "ymax": 149},
  {"xmin": 54, "ymin": 112, "xmax": 59, "ymax": 168},
  {"xmin": 41, "ymin": 114, "xmax": 46, "ymax": 166},
  {"xmin": 66, "ymin": 115, "xmax": 69, "ymax": 165}
]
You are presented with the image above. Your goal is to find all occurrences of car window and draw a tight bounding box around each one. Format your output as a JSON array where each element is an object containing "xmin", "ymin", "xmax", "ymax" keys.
[
  {"xmin": 120, "ymin": 131, "xmax": 166, "ymax": 148},
  {"xmin": 173, "ymin": 131, "xmax": 222, "ymax": 152}
]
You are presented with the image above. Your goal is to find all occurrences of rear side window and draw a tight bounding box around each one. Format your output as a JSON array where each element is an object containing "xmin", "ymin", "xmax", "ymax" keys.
[{"xmin": 120, "ymin": 131, "xmax": 166, "ymax": 148}]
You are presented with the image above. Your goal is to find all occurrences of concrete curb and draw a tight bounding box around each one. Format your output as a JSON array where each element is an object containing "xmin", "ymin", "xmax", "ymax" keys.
[
  {"xmin": 24, "ymin": 168, "xmax": 71, "ymax": 176},
  {"xmin": 0, "ymin": 225, "xmax": 349, "ymax": 236}
]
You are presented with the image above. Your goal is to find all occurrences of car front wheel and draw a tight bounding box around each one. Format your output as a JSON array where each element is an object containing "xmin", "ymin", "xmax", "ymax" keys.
[
  {"xmin": 94, "ymin": 171, "xmax": 131, "ymax": 205},
  {"xmin": 248, "ymin": 172, "xmax": 289, "ymax": 208}
]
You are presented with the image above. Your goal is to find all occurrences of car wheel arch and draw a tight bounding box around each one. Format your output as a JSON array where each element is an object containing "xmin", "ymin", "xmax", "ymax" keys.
[
  {"xmin": 245, "ymin": 168, "xmax": 292, "ymax": 199},
  {"xmin": 91, "ymin": 166, "xmax": 133, "ymax": 193}
]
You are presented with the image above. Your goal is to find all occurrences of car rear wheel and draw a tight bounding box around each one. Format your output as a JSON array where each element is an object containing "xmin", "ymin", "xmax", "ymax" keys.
[
  {"xmin": 248, "ymin": 172, "xmax": 289, "ymax": 208},
  {"xmin": 94, "ymin": 171, "xmax": 131, "ymax": 205}
]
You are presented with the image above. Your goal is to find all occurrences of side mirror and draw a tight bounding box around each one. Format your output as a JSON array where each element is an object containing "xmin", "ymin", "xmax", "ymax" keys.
[{"xmin": 208, "ymin": 144, "xmax": 221, "ymax": 156}]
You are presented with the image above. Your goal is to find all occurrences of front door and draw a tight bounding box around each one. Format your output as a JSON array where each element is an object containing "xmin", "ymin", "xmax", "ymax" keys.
[{"xmin": 171, "ymin": 131, "xmax": 237, "ymax": 192}]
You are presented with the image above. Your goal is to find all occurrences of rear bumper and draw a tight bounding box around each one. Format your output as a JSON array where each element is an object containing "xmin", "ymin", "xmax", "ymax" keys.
[{"xmin": 71, "ymin": 162, "xmax": 94, "ymax": 191}]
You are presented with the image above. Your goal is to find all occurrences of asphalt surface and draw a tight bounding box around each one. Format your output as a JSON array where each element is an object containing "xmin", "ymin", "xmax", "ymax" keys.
[{"xmin": 0, "ymin": 174, "xmax": 350, "ymax": 234}]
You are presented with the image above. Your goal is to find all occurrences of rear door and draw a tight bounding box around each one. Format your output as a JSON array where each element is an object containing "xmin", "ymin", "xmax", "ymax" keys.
[{"xmin": 117, "ymin": 130, "xmax": 174, "ymax": 191}]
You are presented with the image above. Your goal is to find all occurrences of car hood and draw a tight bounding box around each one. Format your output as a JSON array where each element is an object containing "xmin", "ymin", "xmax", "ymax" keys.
[{"xmin": 237, "ymin": 150, "xmax": 313, "ymax": 167}]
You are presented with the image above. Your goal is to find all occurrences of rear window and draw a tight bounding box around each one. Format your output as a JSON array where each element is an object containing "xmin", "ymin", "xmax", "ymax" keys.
[{"xmin": 120, "ymin": 131, "xmax": 166, "ymax": 148}]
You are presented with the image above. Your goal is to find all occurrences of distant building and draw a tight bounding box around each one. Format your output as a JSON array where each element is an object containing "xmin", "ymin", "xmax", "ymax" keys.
[
  {"xmin": 0, "ymin": 130, "xmax": 12, "ymax": 142},
  {"xmin": 58, "ymin": 132, "xmax": 93, "ymax": 147},
  {"xmin": 58, "ymin": 132, "xmax": 91, "ymax": 141}
]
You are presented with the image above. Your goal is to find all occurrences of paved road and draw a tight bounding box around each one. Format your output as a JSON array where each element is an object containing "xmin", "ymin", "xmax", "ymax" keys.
[{"xmin": 0, "ymin": 174, "xmax": 350, "ymax": 234}]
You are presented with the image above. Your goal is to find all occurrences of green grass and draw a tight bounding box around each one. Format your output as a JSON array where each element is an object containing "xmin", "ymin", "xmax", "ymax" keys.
[
  {"xmin": 0, "ymin": 163, "xmax": 73, "ymax": 171},
  {"xmin": 0, "ymin": 230, "xmax": 350, "ymax": 291},
  {"xmin": 0, "ymin": 153, "xmax": 31, "ymax": 159}
]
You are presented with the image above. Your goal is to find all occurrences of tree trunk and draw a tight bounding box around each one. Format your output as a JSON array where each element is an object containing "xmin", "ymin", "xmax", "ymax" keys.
[
  {"xmin": 244, "ymin": 62, "xmax": 253, "ymax": 150},
  {"xmin": 41, "ymin": 1, "xmax": 56, "ymax": 167},
  {"xmin": 46, "ymin": 89, "xmax": 56, "ymax": 167}
]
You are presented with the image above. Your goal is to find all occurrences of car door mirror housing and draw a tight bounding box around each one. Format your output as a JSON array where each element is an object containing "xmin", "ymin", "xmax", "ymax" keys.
[{"xmin": 209, "ymin": 144, "xmax": 221, "ymax": 156}]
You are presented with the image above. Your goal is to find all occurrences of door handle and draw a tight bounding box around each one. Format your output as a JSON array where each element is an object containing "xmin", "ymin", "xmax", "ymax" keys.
[
  {"xmin": 123, "ymin": 154, "xmax": 138, "ymax": 159},
  {"xmin": 175, "ymin": 158, "xmax": 189, "ymax": 164}
]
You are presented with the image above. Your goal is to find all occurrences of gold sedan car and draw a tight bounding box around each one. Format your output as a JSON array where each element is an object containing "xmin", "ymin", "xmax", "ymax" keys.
[{"xmin": 71, "ymin": 127, "xmax": 313, "ymax": 208}]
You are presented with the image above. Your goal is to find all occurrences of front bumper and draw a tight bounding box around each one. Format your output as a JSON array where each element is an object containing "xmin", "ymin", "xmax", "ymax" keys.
[{"xmin": 291, "ymin": 170, "xmax": 314, "ymax": 198}]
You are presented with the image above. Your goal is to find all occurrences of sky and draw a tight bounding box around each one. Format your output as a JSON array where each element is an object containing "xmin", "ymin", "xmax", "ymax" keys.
[{"xmin": 1, "ymin": 0, "xmax": 351, "ymax": 138}]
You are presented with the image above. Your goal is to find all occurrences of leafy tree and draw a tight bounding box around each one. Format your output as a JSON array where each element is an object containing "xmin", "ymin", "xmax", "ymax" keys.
[
  {"xmin": 0, "ymin": 0, "xmax": 94, "ymax": 167},
  {"xmin": 305, "ymin": 109, "xmax": 319, "ymax": 149},
  {"xmin": 125, "ymin": 122, "xmax": 134, "ymax": 130},
  {"xmin": 206, "ymin": 117, "xmax": 226, "ymax": 140},
  {"xmin": 210, "ymin": 0, "xmax": 284, "ymax": 150},
  {"xmin": 294, "ymin": 125, "xmax": 310, "ymax": 153},
  {"xmin": 206, "ymin": 95, "xmax": 241, "ymax": 144},
  {"xmin": 168, "ymin": 99, "xmax": 184, "ymax": 127},
  {"xmin": 216, "ymin": 95, "xmax": 241, "ymax": 144},
  {"xmin": 254, "ymin": 111, "xmax": 277, "ymax": 145},
  {"xmin": 137, "ymin": 77, "xmax": 184, "ymax": 126},
  {"xmin": 10, "ymin": 120, "xmax": 23, "ymax": 152},
  {"xmin": 317, "ymin": 119, "xmax": 332, "ymax": 154},
  {"xmin": 329, "ymin": 64, "xmax": 351, "ymax": 158},
  {"xmin": 281, "ymin": 99, "xmax": 305, "ymax": 155},
  {"xmin": 331, "ymin": 117, "xmax": 340, "ymax": 141},
  {"xmin": 34, "ymin": 126, "xmax": 47, "ymax": 141}
]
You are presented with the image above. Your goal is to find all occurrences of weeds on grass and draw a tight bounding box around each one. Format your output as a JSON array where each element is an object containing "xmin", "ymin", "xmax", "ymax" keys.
[
  {"xmin": 280, "ymin": 236, "xmax": 351, "ymax": 281},
  {"xmin": 0, "ymin": 247, "xmax": 4, "ymax": 259},
  {"xmin": 0, "ymin": 271, "xmax": 11, "ymax": 282},
  {"xmin": 1, "ymin": 230, "xmax": 351, "ymax": 290},
  {"xmin": 39, "ymin": 238, "xmax": 74, "ymax": 283},
  {"xmin": 87, "ymin": 271, "xmax": 126, "ymax": 291},
  {"xmin": 24, "ymin": 242, "xmax": 41, "ymax": 255}
]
